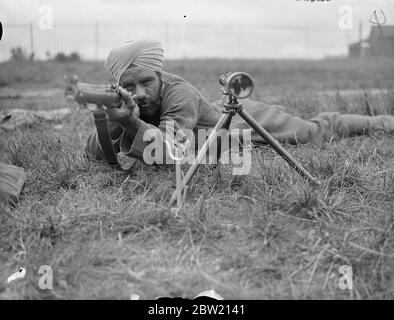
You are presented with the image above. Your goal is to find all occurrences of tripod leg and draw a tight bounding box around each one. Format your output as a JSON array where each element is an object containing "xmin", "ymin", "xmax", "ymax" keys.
[
  {"xmin": 216, "ymin": 110, "xmax": 234, "ymax": 163},
  {"xmin": 237, "ymin": 108, "xmax": 320, "ymax": 185},
  {"xmin": 169, "ymin": 112, "xmax": 234, "ymax": 207}
]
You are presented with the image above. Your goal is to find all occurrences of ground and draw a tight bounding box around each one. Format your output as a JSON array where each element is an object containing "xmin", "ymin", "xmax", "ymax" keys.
[{"xmin": 0, "ymin": 58, "xmax": 394, "ymax": 299}]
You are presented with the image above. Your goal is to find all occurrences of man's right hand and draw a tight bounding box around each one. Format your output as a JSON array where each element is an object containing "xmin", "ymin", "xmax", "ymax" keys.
[
  {"xmin": 106, "ymin": 87, "xmax": 141, "ymax": 140},
  {"xmin": 106, "ymin": 87, "xmax": 140, "ymax": 122}
]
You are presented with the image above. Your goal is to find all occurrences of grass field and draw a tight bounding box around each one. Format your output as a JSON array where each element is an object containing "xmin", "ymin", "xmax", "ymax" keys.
[{"xmin": 1, "ymin": 58, "xmax": 394, "ymax": 299}]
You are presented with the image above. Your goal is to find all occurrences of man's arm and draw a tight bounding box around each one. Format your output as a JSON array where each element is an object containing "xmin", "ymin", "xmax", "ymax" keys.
[
  {"xmin": 86, "ymin": 82, "xmax": 200, "ymax": 164},
  {"xmin": 118, "ymin": 82, "xmax": 199, "ymax": 163}
]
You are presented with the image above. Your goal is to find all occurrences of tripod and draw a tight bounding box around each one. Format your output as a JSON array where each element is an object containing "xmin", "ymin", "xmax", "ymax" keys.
[{"xmin": 169, "ymin": 94, "xmax": 320, "ymax": 207}]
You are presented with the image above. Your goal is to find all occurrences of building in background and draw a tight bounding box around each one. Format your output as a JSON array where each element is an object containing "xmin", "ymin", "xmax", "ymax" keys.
[
  {"xmin": 369, "ymin": 25, "xmax": 394, "ymax": 57},
  {"xmin": 349, "ymin": 25, "xmax": 394, "ymax": 57},
  {"xmin": 348, "ymin": 40, "xmax": 370, "ymax": 57}
]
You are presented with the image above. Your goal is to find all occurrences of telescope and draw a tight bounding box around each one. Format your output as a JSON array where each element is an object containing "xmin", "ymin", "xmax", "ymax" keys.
[{"xmin": 219, "ymin": 71, "xmax": 254, "ymax": 99}]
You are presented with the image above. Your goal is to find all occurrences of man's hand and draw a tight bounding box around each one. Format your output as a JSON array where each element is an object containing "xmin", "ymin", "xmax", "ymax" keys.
[
  {"xmin": 107, "ymin": 87, "xmax": 140, "ymax": 123},
  {"xmin": 106, "ymin": 87, "xmax": 141, "ymax": 139}
]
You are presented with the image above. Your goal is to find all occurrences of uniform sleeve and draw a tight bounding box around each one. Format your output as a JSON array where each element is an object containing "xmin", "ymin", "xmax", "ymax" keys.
[{"xmin": 117, "ymin": 82, "xmax": 200, "ymax": 164}]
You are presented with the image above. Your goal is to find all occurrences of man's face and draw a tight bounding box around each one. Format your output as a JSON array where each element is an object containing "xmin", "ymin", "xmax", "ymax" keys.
[{"xmin": 119, "ymin": 66, "xmax": 162, "ymax": 120}]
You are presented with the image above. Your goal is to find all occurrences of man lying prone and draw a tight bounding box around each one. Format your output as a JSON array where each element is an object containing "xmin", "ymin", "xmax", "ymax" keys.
[{"xmin": 86, "ymin": 39, "xmax": 394, "ymax": 166}]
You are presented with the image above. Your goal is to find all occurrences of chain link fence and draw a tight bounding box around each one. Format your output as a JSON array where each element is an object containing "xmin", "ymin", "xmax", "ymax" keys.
[{"xmin": 0, "ymin": 22, "xmax": 363, "ymax": 61}]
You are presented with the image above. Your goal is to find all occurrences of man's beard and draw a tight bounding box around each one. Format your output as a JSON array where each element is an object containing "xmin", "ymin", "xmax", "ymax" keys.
[{"xmin": 138, "ymin": 99, "xmax": 160, "ymax": 126}]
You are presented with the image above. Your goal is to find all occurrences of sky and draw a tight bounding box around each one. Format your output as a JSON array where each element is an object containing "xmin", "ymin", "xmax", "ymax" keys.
[{"xmin": 0, "ymin": 0, "xmax": 393, "ymax": 60}]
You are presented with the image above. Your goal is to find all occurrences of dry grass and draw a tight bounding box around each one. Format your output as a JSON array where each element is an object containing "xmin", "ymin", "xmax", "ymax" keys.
[{"xmin": 1, "ymin": 58, "xmax": 394, "ymax": 299}]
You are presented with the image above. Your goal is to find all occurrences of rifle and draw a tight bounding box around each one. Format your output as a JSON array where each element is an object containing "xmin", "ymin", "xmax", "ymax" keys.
[
  {"xmin": 64, "ymin": 75, "xmax": 122, "ymax": 166},
  {"xmin": 64, "ymin": 75, "xmax": 122, "ymax": 108}
]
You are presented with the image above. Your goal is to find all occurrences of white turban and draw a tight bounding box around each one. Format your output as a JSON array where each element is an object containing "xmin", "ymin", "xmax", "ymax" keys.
[{"xmin": 105, "ymin": 39, "xmax": 164, "ymax": 83}]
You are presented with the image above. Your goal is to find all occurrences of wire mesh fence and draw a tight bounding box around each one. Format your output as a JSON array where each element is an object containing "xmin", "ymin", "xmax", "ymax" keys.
[{"xmin": 0, "ymin": 22, "xmax": 362, "ymax": 61}]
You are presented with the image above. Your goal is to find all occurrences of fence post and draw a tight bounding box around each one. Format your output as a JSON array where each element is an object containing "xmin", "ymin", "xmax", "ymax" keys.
[
  {"xmin": 182, "ymin": 19, "xmax": 186, "ymax": 59},
  {"xmin": 94, "ymin": 22, "xmax": 99, "ymax": 60},
  {"xmin": 237, "ymin": 24, "xmax": 242, "ymax": 58},
  {"xmin": 29, "ymin": 22, "xmax": 34, "ymax": 59},
  {"xmin": 165, "ymin": 21, "xmax": 169, "ymax": 49}
]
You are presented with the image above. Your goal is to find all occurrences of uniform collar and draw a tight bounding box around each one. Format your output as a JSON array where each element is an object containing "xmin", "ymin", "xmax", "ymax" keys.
[{"xmin": 159, "ymin": 82, "xmax": 165, "ymax": 99}]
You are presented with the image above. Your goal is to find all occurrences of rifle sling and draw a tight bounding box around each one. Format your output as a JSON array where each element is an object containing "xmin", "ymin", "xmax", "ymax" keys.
[{"xmin": 93, "ymin": 109, "xmax": 119, "ymax": 166}]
